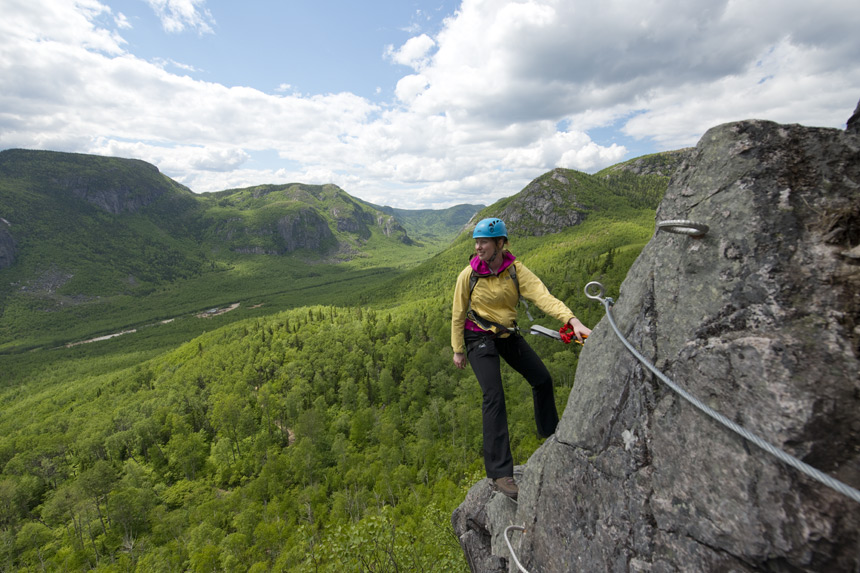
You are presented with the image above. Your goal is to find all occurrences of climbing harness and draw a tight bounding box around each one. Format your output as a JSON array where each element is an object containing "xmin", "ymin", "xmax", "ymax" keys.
[
  {"xmin": 656, "ymin": 219, "xmax": 709, "ymax": 237},
  {"xmin": 584, "ymin": 280, "xmax": 860, "ymax": 504},
  {"xmin": 463, "ymin": 312, "xmax": 520, "ymax": 355},
  {"xmin": 466, "ymin": 309, "xmax": 519, "ymax": 335}
]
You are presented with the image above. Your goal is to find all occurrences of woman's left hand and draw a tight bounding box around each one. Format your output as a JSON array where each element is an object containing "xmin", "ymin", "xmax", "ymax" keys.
[{"xmin": 567, "ymin": 317, "xmax": 591, "ymax": 343}]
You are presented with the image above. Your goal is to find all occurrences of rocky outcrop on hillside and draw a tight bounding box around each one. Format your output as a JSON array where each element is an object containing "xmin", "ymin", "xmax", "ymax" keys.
[
  {"xmin": 223, "ymin": 208, "xmax": 336, "ymax": 255},
  {"xmin": 498, "ymin": 169, "xmax": 588, "ymax": 236},
  {"xmin": 454, "ymin": 103, "xmax": 860, "ymax": 572},
  {"xmin": 331, "ymin": 199, "xmax": 413, "ymax": 244},
  {"xmin": 375, "ymin": 213, "xmax": 414, "ymax": 245},
  {"xmin": 332, "ymin": 205, "xmax": 373, "ymax": 238},
  {"xmin": 0, "ymin": 149, "xmax": 191, "ymax": 215},
  {"xmin": 277, "ymin": 208, "xmax": 336, "ymax": 252},
  {"xmin": 61, "ymin": 163, "xmax": 173, "ymax": 214},
  {"xmin": 0, "ymin": 217, "xmax": 16, "ymax": 270},
  {"xmin": 67, "ymin": 184, "xmax": 158, "ymax": 214}
]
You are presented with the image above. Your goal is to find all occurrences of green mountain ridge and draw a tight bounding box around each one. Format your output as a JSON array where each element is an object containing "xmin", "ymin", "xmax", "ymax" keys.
[
  {"xmin": 201, "ymin": 182, "xmax": 412, "ymax": 256},
  {"xmin": 359, "ymin": 201, "xmax": 485, "ymax": 243},
  {"xmin": 0, "ymin": 149, "xmax": 483, "ymax": 351}
]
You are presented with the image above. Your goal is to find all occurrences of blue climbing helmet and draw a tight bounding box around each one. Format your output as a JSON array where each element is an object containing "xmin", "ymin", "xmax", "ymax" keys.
[{"xmin": 473, "ymin": 217, "xmax": 507, "ymax": 239}]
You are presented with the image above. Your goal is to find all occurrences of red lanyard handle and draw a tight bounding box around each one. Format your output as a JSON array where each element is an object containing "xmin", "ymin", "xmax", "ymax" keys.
[{"xmin": 559, "ymin": 324, "xmax": 588, "ymax": 345}]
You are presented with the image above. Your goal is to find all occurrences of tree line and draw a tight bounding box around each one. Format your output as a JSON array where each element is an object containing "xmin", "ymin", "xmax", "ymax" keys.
[{"xmin": 2, "ymin": 290, "xmax": 597, "ymax": 570}]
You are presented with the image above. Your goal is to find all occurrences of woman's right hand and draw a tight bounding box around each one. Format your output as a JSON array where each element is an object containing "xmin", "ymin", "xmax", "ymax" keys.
[{"xmin": 453, "ymin": 352, "xmax": 467, "ymax": 369}]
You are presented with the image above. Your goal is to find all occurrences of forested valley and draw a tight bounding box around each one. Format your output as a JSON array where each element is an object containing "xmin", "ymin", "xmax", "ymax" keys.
[{"xmin": 0, "ymin": 150, "xmax": 681, "ymax": 571}]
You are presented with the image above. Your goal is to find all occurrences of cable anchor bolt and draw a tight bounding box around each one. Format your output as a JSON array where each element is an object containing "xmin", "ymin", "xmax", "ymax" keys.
[{"xmin": 657, "ymin": 219, "xmax": 709, "ymax": 237}]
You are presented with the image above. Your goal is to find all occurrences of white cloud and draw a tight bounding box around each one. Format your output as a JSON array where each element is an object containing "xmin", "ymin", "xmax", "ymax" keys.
[
  {"xmin": 152, "ymin": 57, "xmax": 199, "ymax": 72},
  {"xmin": 410, "ymin": 0, "xmax": 859, "ymax": 127},
  {"xmin": 386, "ymin": 34, "xmax": 436, "ymax": 70},
  {"xmin": 114, "ymin": 12, "xmax": 132, "ymax": 29},
  {"xmin": 145, "ymin": 0, "xmax": 215, "ymax": 35},
  {"xmin": 394, "ymin": 74, "xmax": 430, "ymax": 105},
  {"xmin": 621, "ymin": 37, "xmax": 860, "ymax": 148},
  {"xmin": 1, "ymin": 0, "xmax": 859, "ymax": 209},
  {"xmin": 1, "ymin": 0, "xmax": 125, "ymax": 55}
]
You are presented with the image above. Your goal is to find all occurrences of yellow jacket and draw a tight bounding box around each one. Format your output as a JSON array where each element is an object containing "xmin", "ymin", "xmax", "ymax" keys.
[{"xmin": 451, "ymin": 254, "xmax": 575, "ymax": 353}]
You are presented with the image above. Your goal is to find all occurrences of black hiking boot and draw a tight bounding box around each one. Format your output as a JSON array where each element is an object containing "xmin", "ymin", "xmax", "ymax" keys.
[{"xmin": 494, "ymin": 476, "xmax": 518, "ymax": 499}]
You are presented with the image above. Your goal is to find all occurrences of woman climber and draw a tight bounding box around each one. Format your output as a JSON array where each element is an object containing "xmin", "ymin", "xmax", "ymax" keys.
[{"xmin": 451, "ymin": 217, "xmax": 591, "ymax": 499}]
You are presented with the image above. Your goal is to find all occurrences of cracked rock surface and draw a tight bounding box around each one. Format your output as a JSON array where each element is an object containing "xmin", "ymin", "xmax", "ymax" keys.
[{"xmin": 453, "ymin": 104, "xmax": 860, "ymax": 572}]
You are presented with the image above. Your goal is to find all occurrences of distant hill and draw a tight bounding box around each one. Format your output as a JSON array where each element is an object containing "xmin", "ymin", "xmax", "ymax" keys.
[
  {"xmin": 0, "ymin": 148, "xmax": 197, "ymax": 216},
  {"xmin": 198, "ymin": 182, "xmax": 415, "ymax": 260},
  {"xmin": 0, "ymin": 149, "xmax": 483, "ymax": 350},
  {"xmin": 479, "ymin": 149, "xmax": 692, "ymax": 239},
  {"xmin": 598, "ymin": 147, "xmax": 692, "ymax": 178},
  {"xmin": 0, "ymin": 149, "xmax": 206, "ymax": 291},
  {"xmin": 361, "ymin": 201, "xmax": 485, "ymax": 244}
]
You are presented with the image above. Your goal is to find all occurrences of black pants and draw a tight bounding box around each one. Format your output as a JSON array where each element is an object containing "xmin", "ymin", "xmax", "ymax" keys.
[{"xmin": 465, "ymin": 330, "xmax": 559, "ymax": 479}]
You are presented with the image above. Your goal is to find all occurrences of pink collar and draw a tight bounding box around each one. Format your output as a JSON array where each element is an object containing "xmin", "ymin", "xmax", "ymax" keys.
[{"xmin": 470, "ymin": 251, "xmax": 516, "ymax": 276}]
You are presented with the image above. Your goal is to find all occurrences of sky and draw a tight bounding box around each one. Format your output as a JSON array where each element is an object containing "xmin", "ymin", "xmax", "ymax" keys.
[{"xmin": 2, "ymin": 0, "xmax": 859, "ymax": 210}]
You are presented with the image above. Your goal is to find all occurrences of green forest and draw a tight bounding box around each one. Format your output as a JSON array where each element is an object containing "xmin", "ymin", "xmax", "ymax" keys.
[{"xmin": 0, "ymin": 150, "xmax": 679, "ymax": 571}]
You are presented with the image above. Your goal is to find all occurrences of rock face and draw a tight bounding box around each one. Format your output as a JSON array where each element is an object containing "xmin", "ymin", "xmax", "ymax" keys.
[
  {"xmin": 375, "ymin": 213, "xmax": 414, "ymax": 245},
  {"xmin": 63, "ymin": 172, "xmax": 167, "ymax": 214},
  {"xmin": 454, "ymin": 107, "xmax": 860, "ymax": 571},
  {"xmin": 51, "ymin": 158, "xmax": 182, "ymax": 215},
  {"xmin": 277, "ymin": 208, "xmax": 336, "ymax": 252},
  {"xmin": 499, "ymin": 169, "xmax": 589, "ymax": 236}
]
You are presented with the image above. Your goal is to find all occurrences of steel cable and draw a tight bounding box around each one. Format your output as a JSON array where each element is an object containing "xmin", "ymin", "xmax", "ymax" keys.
[
  {"xmin": 495, "ymin": 280, "xmax": 860, "ymax": 573},
  {"xmin": 504, "ymin": 525, "xmax": 531, "ymax": 573},
  {"xmin": 585, "ymin": 281, "xmax": 860, "ymax": 504}
]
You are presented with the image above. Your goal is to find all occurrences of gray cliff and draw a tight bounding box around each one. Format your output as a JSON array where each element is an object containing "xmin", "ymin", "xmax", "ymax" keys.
[{"xmin": 454, "ymin": 104, "xmax": 860, "ymax": 572}]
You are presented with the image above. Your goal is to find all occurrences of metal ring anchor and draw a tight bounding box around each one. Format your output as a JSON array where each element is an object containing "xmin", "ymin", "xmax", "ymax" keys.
[
  {"xmin": 657, "ymin": 219, "xmax": 709, "ymax": 237},
  {"xmin": 585, "ymin": 281, "xmax": 606, "ymax": 302}
]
